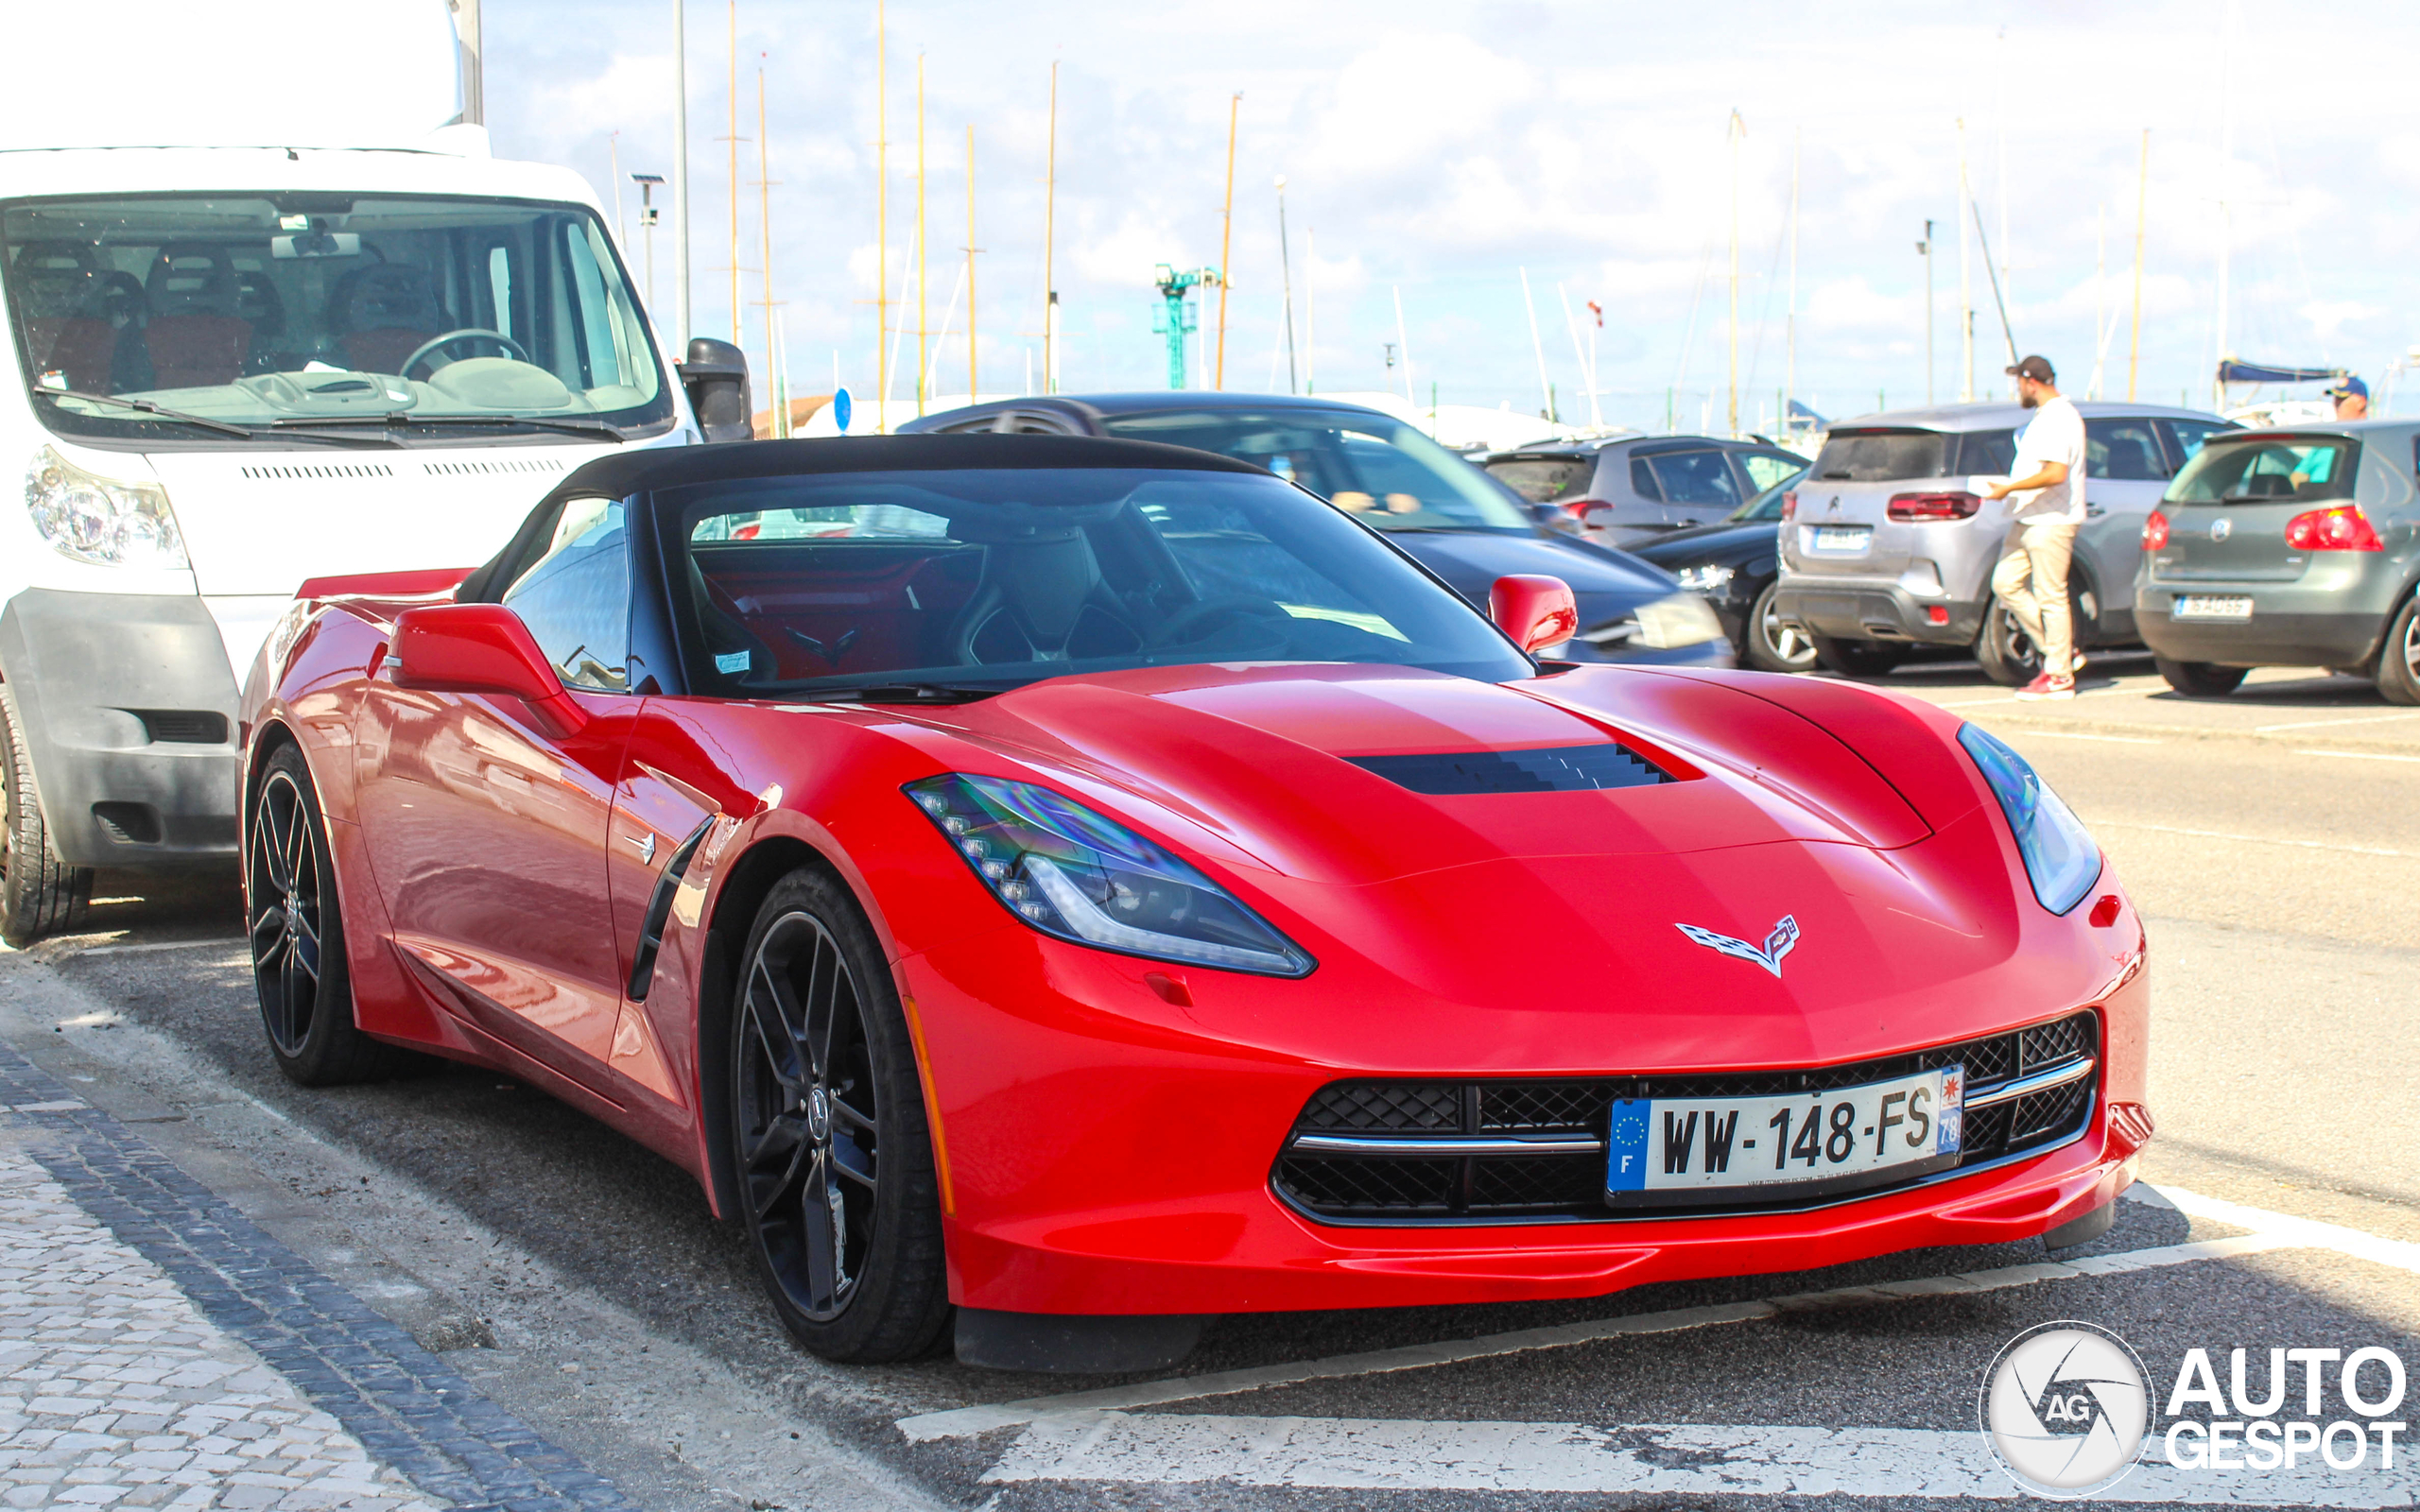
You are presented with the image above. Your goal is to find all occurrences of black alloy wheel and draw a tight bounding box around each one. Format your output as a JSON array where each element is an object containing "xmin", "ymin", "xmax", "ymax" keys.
[
  {"xmin": 1808, "ymin": 633, "xmax": 1908, "ymax": 679},
  {"xmin": 1976, "ymin": 586, "xmax": 2093, "ymax": 688},
  {"xmin": 731, "ymin": 869, "xmax": 950, "ymax": 1363},
  {"xmin": 2152, "ymin": 655, "xmax": 2248, "ymax": 699},
  {"xmin": 246, "ymin": 745, "xmax": 417, "ymax": 1085},
  {"xmin": 2377, "ymin": 595, "xmax": 2420, "ymax": 706},
  {"xmin": 0, "ymin": 690, "xmax": 93, "ymax": 945},
  {"xmin": 1743, "ymin": 579, "xmax": 1819, "ymax": 674}
]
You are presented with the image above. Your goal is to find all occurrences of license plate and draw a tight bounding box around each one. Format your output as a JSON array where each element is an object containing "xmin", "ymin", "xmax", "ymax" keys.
[
  {"xmin": 1606, "ymin": 1065, "xmax": 1962, "ymax": 1208},
  {"xmin": 2173, "ymin": 594, "xmax": 2253, "ymax": 622},
  {"xmin": 1807, "ymin": 525, "xmax": 1872, "ymax": 554}
]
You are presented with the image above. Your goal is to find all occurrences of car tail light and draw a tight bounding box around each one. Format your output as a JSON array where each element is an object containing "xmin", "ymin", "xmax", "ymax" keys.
[
  {"xmin": 1561, "ymin": 497, "xmax": 1610, "ymax": 521},
  {"xmin": 1887, "ymin": 490, "xmax": 1981, "ymax": 521},
  {"xmin": 2141, "ymin": 510, "xmax": 2169, "ymax": 550},
  {"xmin": 2284, "ymin": 504, "xmax": 2383, "ymax": 552},
  {"xmin": 1780, "ymin": 490, "xmax": 1797, "ymax": 521}
]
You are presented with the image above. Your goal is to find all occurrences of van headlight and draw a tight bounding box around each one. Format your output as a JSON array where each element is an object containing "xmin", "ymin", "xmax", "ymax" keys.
[
  {"xmin": 908, "ymin": 772, "xmax": 1314, "ymax": 976},
  {"xmin": 25, "ymin": 447, "xmax": 187, "ymax": 569},
  {"xmin": 1632, "ymin": 592, "xmax": 1726, "ymax": 647},
  {"xmin": 1960, "ymin": 724, "xmax": 2102, "ymax": 914}
]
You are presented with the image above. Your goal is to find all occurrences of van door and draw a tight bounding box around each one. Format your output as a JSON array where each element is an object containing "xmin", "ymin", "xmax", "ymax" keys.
[{"xmin": 2076, "ymin": 416, "xmax": 2173, "ymax": 638}]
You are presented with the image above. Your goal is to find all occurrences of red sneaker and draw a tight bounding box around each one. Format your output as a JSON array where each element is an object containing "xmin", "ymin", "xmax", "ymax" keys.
[{"xmin": 2014, "ymin": 671, "xmax": 2076, "ymax": 700}]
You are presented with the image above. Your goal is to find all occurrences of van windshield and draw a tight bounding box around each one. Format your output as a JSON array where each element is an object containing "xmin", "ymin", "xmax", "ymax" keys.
[
  {"xmin": 4, "ymin": 193, "xmax": 672, "ymax": 447},
  {"xmin": 2167, "ymin": 435, "xmax": 2358, "ymax": 506}
]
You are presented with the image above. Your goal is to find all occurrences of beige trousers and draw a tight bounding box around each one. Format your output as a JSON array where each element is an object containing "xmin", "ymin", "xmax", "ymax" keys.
[{"xmin": 1990, "ymin": 522, "xmax": 2077, "ymax": 677}]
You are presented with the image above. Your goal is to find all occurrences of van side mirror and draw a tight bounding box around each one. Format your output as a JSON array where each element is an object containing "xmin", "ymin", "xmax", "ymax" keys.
[
  {"xmin": 389, "ymin": 604, "xmax": 587, "ymax": 733},
  {"xmin": 1489, "ymin": 574, "xmax": 1580, "ymax": 654},
  {"xmin": 679, "ymin": 337, "xmax": 753, "ymax": 442}
]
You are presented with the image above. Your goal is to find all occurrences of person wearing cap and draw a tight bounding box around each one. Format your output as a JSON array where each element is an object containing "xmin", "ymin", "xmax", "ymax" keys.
[
  {"xmin": 2327, "ymin": 375, "xmax": 2369, "ymax": 421},
  {"xmin": 1980, "ymin": 355, "xmax": 2085, "ymax": 700}
]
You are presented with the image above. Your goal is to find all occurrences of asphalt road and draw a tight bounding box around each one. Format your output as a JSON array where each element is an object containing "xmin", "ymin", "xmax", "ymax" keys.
[{"xmin": 7, "ymin": 653, "xmax": 2417, "ymax": 1510}]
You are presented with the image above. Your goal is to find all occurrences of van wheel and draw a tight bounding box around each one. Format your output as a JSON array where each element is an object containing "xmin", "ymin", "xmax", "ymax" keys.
[
  {"xmin": 1809, "ymin": 635, "xmax": 1906, "ymax": 679},
  {"xmin": 0, "ymin": 690, "xmax": 93, "ymax": 946},
  {"xmin": 1743, "ymin": 581, "xmax": 1819, "ymax": 673},
  {"xmin": 2377, "ymin": 596, "xmax": 2420, "ymax": 705},
  {"xmin": 2152, "ymin": 656, "xmax": 2247, "ymax": 698}
]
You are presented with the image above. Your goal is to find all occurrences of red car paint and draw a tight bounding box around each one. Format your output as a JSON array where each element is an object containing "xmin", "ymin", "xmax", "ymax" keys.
[{"xmin": 242, "ymin": 596, "xmax": 2148, "ymax": 1319}]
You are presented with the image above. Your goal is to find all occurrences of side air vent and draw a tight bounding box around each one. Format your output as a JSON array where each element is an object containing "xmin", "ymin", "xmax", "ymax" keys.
[
  {"xmin": 128, "ymin": 710, "xmax": 230, "ymax": 745},
  {"xmin": 238, "ymin": 463, "xmax": 396, "ymax": 480},
  {"xmin": 1347, "ymin": 743, "xmax": 1672, "ymax": 796},
  {"xmin": 421, "ymin": 458, "xmax": 571, "ymax": 477}
]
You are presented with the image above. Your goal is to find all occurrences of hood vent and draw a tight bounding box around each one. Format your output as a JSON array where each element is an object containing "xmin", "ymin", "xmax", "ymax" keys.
[
  {"xmin": 421, "ymin": 457, "xmax": 570, "ymax": 477},
  {"xmin": 1348, "ymin": 742, "xmax": 1673, "ymax": 796},
  {"xmin": 239, "ymin": 463, "xmax": 396, "ymax": 480}
]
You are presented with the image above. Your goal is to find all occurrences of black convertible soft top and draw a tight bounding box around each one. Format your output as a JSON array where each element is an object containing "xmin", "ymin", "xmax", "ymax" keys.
[{"xmin": 457, "ymin": 434, "xmax": 1268, "ymax": 603}]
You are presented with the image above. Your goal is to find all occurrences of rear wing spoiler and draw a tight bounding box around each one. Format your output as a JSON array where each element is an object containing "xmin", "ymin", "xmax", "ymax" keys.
[{"xmin": 293, "ymin": 567, "xmax": 473, "ymax": 603}]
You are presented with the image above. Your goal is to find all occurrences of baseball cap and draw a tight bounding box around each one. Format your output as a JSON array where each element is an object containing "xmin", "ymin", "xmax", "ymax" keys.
[
  {"xmin": 2325, "ymin": 375, "xmax": 2368, "ymax": 401},
  {"xmin": 2005, "ymin": 355, "xmax": 2055, "ymax": 384}
]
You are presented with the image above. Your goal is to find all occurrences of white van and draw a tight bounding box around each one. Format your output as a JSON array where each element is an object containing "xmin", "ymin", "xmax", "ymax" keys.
[{"xmin": 0, "ymin": 2, "xmax": 727, "ymax": 939}]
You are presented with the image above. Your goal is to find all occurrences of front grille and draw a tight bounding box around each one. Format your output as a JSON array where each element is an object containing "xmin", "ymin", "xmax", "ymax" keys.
[{"xmin": 1274, "ymin": 1011, "xmax": 2100, "ymax": 1224}]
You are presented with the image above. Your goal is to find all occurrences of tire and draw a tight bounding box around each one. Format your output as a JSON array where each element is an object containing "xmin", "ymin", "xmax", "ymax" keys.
[
  {"xmin": 2377, "ymin": 595, "xmax": 2420, "ymax": 706},
  {"xmin": 1742, "ymin": 579, "xmax": 1819, "ymax": 674},
  {"xmin": 0, "ymin": 688, "xmax": 93, "ymax": 945},
  {"xmin": 1976, "ymin": 585, "xmax": 2092, "ymax": 688},
  {"xmin": 246, "ymin": 744, "xmax": 420, "ymax": 1085},
  {"xmin": 729, "ymin": 868, "xmax": 951, "ymax": 1364},
  {"xmin": 1809, "ymin": 634, "xmax": 1907, "ymax": 679},
  {"xmin": 2152, "ymin": 656, "xmax": 2247, "ymax": 698}
]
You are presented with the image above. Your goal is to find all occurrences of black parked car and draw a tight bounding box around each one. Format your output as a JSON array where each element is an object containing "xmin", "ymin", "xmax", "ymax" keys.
[
  {"xmin": 899, "ymin": 393, "xmax": 1733, "ymax": 666},
  {"xmin": 1626, "ymin": 470, "xmax": 1816, "ymax": 673}
]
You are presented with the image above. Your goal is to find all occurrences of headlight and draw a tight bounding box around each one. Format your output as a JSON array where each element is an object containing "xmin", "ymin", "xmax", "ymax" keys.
[
  {"xmin": 1673, "ymin": 563, "xmax": 1737, "ymax": 593},
  {"xmin": 25, "ymin": 446, "xmax": 187, "ymax": 569},
  {"xmin": 1959, "ymin": 724, "xmax": 2101, "ymax": 914},
  {"xmin": 1631, "ymin": 592, "xmax": 1726, "ymax": 648},
  {"xmin": 907, "ymin": 773, "xmax": 1314, "ymax": 976}
]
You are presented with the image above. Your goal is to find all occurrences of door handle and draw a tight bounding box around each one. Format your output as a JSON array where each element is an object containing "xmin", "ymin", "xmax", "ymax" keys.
[{"xmin": 2085, "ymin": 504, "xmax": 2107, "ymax": 519}]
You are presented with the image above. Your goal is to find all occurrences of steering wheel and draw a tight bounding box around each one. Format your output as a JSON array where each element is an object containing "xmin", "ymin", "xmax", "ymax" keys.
[
  {"xmin": 1148, "ymin": 594, "xmax": 1292, "ymax": 648},
  {"xmin": 401, "ymin": 328, "xmax": 532, "ymax": 378}
]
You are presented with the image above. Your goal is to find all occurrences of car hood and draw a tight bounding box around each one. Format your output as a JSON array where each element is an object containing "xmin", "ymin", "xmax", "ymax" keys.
[
  {"xmin": 1629, "ymin": 521, "xmax": 1781, "ymax": 567},
  {"xmin": 1381, "ymin": 528, "xmax": 1674, "ymax": 613},
  {"xmin": 878, "ymin": 662, "xmax": 2065, "ymax": 1065}
]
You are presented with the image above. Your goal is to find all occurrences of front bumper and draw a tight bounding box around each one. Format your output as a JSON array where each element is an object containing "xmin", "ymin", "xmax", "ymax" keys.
[
  {"xmin": 2135, "ymin": 586, "xmax": 2391, "ymax": 670},
  {"xmin": 898, "ymin": 904, "xmax": 2151, "ymax": 1318},
  {"xmin": 1773, "ymin": 574, "xmax": 1982, "ymax": 647},
  {"xmin": 0, "ymin": 589, "xmax": 242, "ymax": 868}
]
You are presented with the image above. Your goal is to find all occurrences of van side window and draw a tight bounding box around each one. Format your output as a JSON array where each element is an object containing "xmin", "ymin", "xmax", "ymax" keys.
[
  {"xmin": 2160, "ymin": 419, "xmax": 2230, "ymax": 469},
  {"xmin": 1629, "ymin": 456, "xmax": 1663, "ymax": 501},
  {"xmin": 1648, "ymin": 450, "xmax": 1741, "ymax": 507},
  {"xmin": 501, "ymin": 499, "xmax": 632, "ymax": 692}
]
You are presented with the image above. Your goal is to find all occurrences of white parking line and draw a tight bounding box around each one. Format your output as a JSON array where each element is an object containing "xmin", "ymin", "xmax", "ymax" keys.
[
  {"xmin": 896, "ymin": 1229, "xmax": 2290, "ymax": 1443},
  {"xmin": 2253, "ymin": 711, "xmax": 2420, "ymax": 733},
  {"xmin": 979, "ymin": 1413, "xmax": 2418, "ymax": 1503},
  {"xmin": 2009, "ymin": 730, "xmax": 2165, "ymax": 744},
  {"xmin": 2086, "ymin": 819, "xmax": 2410, "ymax": 859},
  {"xmin": 2297, "ymin": 747, "xmax": 2420, "ymax": 764}
]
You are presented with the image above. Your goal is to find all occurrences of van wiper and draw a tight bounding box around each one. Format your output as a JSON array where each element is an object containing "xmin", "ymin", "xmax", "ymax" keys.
[
  {"xmin": 267, "ymin": 410, "xmax": 631, "ymax": 442},
  {"xmin": 36, "ymin": 388, "xmax": 257, "ymax": 438}
]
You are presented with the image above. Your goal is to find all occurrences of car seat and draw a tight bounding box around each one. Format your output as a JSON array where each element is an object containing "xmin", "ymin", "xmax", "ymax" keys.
[
  {"xmin": 143, "ymin": 243, "xmax": 252, "ymax": 388},
  {"xmin": 330, "ymin": 264, "xmax": 442, "ymax": 374},
  {"xmin": 12, "ymin": 241, "xmax": 117, "ymax": 392},
  {"xmin": 2101, "ymin": 436, "xmax": 2161, "ymax": 481}
]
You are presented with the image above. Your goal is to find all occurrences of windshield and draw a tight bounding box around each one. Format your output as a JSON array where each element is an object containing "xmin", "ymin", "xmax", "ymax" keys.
[
  {"xmin": 663, "ymin": 467, "xmax": 1533, "ymax": 696},
  {"xmin": 2167, "ymin": 435, "xmax": 2358, "ymax": 506},
  {"xmin": 1096, "ymin": 407, "xmax": 1532, "ymax": 531},
  {"xmin": 5, "ymin": 193, "xmax": 671, "ymax": 447}
]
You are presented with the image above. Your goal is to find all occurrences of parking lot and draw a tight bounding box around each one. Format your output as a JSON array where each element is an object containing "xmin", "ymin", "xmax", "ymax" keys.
[{"xmin": 7, "ymin": 652, "xmax": 2418, "ymax": 1511}]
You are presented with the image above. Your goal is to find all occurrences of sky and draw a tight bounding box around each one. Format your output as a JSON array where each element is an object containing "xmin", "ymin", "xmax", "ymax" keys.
[{"xmin": 483, "ymin": 0, "xmax": 2420, "ymax": 432}]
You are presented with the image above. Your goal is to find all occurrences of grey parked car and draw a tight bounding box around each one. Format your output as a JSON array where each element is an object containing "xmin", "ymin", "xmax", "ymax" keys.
[
  {"xmin": 2136, "ymin": 421, "xmax": 2420, "ymax": 702},
  {"xmin": 1482, "ymin": 435, "xmax": 1808, "ymax": 546},
  {"xmin": 1772, "ymin": 402, "xmax": 2232, "ymax": 681}
]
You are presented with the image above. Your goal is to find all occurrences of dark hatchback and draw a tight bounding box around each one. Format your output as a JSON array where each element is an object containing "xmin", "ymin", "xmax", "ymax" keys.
[{"xmin": 899, "ymin": 393, "xmax": 1732, "ymax": 666}]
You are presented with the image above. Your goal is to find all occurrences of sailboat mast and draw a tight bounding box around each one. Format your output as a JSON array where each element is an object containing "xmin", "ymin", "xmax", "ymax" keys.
[
  {"xmin": 1726, "ymin": 108, "xmax": 1743, "ymax": 437},
  {"xmin": 916, "ymin": 54, "xmax": 927, "ymax": 415},
  {"xmin": 1214, "ymin": 93, "xmax": 1236, "ymax": 388},
  {"xmin": 2129, "ymin": 129, "xmax": 2149, "ymax": 403},
  {"xmin": 1787, "ymin": 128, "xmax": 1799, "ymax": 431},
  {"xmin": 727, "ymin": 0, "xmax": 739, "ymax": 344},
  {"xmin": 1042, "ymin": 61, "xmax": 1057, "ymax": 394},
  {"xmin": 2212, "ymin": 3, "xmax": 2234, "ymax": 411},
  {"xmin": 873, "ymin": 0, "xmax": 887, "ymax": 430},
  {"xmin": 1957, "ymin": 117, "xmax": 1973, "ymax": 403},
  {"xmin": 1304, "ymin": 226, "xmax": 1315, "ymax": 395},
  {"xmin": 672, "ymin": 0, "xmax": 691, "ymax": 343},
  {"xmin": 757, "ymin": 60, "xmax": 775, "ymax": 434},
  {"xmin": 1520, "ymin": 267, "xmax": 1551, "ymax": 421},
  {"xmin": 966, "ymin": 125, "xmax": 977, "ymax": 401}
]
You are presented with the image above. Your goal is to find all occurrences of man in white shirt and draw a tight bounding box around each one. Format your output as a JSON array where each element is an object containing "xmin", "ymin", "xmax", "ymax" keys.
[{"xmin": 1982, "ymin": 355, "xmax": 2086, "ymax": 699}]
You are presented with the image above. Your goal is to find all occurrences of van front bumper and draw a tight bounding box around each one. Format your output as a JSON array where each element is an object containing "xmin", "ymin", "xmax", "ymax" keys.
[
  {"xmin": 1772, "ymin": 574, "xmax": 1983, "ymax": 647},
  {"xmin": 0, "ymin": 590, "xmax": 241, "ymax": 868}
]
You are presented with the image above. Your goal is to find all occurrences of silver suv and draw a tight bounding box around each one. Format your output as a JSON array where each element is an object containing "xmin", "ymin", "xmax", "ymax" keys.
[{"xmin": 1772, "ymin": 402, "xmax": 2232, "ymax": 681}]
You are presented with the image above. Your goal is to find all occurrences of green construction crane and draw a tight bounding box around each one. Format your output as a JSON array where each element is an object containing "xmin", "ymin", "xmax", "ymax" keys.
[{"xmin": 1151, "ymin": 264, "xmax": 1219, "ymax": 389}]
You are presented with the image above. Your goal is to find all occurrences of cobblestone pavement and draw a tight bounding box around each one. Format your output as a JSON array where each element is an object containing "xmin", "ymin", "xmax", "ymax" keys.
[
  {"xmin": 0, "ymin": 1044, "xmax": 637, "ymax": 1512},
  {"xmin": 0, "ymin": 1140, "xmax": 441, "ymax": 1512}
]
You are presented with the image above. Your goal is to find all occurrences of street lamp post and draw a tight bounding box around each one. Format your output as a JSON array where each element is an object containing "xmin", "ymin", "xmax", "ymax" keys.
[
  {"xmin": 1917, "ymin": 218, "xmax": 1934, "ymax": 405},
  {"xmin": 632, "ymin": 173, "xmax": 666, "ymax": 317}
]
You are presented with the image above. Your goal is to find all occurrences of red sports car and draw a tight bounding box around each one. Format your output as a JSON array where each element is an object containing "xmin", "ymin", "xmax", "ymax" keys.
[{"xmin": 237, "ymin": 435, "xmax": 2151, "ymax": 1372}]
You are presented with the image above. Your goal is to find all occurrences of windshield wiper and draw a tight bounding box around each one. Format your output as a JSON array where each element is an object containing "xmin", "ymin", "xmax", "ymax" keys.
[
  {"xmin": 267, "ymin": 410, "xmax": 631, "ymax": 442},
  {"xmin": 35, "ymin": 388, "xmax": 257, "ymax": 438},
  {"xmin": 792, "ymin": 682, "xmax": 1006, "ymax": 704}
]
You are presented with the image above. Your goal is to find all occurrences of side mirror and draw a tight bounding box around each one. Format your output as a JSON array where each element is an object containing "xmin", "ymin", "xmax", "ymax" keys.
[
  {"xmin": 1489, "ymin": 574, "xmax": 1580, "ymax": 654},
  {"xmin": 389, "ymin": 604, "xmax": 586, "ymax": 733},
  {"xmin": 678, "ymin": 336, "xmax": 753, "ymax": 442}
]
